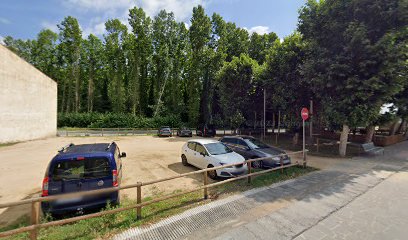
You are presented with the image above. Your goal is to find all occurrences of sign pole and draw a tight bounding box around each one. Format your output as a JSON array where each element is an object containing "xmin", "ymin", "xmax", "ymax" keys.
[
  {"xmin": 303, "ymin": 118, "xmax": 305, "ymax": 165},
  {"xmin": 301, "ymin": 107, "xmax": 309, "ymax": 167}
]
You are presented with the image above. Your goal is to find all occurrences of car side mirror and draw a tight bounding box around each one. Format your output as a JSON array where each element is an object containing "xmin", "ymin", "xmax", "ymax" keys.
[{"xmin": 121, "ymin": 152, "xmax": 127, "ymax": 158}]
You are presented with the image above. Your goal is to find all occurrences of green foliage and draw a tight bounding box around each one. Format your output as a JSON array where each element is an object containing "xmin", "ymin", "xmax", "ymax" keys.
[
  {"xmin": 4, "ymin": 2, "xmax": 405, "ymax": 134},
  {"xmin": 299, "ymin": 0, "xmax": 407, "ymax": 127},
  {"xmin": 58, "ymin": 113, "xmax": 182, "ymax": 128},
  {"xmin": 217, "ymin": 54, "xmax": 259, "ymax": 119},
  {"xmin": 230, "ymin": 111, "xmax": 246, "ymax": 129}
]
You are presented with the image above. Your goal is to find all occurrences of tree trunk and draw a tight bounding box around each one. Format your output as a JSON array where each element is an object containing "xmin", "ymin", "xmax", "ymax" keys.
[
  {"xmin": 293, "ymin": 133, "xmax": 299, "ymax": 145},
  {"xmin": 397, "ymin": 119, "xmax": 406, "ymax": 134},
  {"xmin": 339, "ymin": 124, "xmax": 350, "ymax": 157},
  {"xmin": 389, "ymin": 119, "xmax": 400, "ymax": 136},
  {"xmin": 365, "ymin": 126, "xmax": 375, "ymax": 143}
]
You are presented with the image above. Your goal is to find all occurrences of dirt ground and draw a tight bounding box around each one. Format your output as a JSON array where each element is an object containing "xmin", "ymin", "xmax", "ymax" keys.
[{"xmin": 0, "ymin": 135, "xmax": 342, "ymax": 226}]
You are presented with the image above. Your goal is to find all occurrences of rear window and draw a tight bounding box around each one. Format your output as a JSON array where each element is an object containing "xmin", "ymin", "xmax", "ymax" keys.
[{"xmin": 51, "ymin": 158, "xmax": 111, "ymax": 181}]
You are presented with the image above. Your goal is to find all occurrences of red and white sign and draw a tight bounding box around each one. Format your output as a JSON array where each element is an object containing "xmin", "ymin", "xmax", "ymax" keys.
[{"xmin": 301, "ymin": 108, "xmax": 309, "ymax": 121}]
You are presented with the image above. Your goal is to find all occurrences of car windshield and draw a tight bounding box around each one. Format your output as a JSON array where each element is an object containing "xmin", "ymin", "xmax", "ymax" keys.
[
  {"xmin": 244, "ymin": 138, "xmax": 269, "ymax": 149},
  {"xmin": 161, "ymin": 128, "xmax": 170, "ymax": 131},
  {"xmin": 204, "ymin": 143, "xmax": 232, "ymax": 155}
]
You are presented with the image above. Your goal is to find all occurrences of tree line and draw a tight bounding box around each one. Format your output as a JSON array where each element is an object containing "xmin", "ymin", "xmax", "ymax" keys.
[{"xmin": 3, "ymin": 0, "xmax": 407, "ymax": 156}]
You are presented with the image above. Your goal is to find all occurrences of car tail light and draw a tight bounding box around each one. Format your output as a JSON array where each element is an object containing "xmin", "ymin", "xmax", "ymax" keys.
[
  {"xmin": 112, "ymin": 170, "xmax": 118, "ymax": 187},
  {"xmin": 42, "ymin": 177, "xmax": 49, "ymax": 197}
]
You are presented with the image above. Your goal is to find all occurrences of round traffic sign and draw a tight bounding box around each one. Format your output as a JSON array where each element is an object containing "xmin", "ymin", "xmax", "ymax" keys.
[{"xmin": 301, "ymin": 108, "xmax": 309, "ymax": 121}]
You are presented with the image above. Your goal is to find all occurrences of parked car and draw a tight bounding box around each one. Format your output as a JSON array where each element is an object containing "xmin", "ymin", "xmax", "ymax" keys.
[
  {"xmin": 41, "ymin": 142, "xmax": 126, "ymax": 216},
  {"xmin": 177, "ymin": 127, "xmax": 193, "ymax": 137},
  {"xmin": 181, "ymin": 139, "xmax": 247, "ymax": 179},
  {"xmin": 158, "ymin": 126, "xmax": 172, "ymax": 137},
  {"xmin": 196, "ymin": 124, "xmax": 216, "ymax": 137},
  {"xmin": 219, "ymin": 136, "xmax": 291, "ymax": 169}
]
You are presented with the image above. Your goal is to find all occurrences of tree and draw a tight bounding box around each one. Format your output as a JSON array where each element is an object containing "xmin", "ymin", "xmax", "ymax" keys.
[
  {"xmin": 82, "ymin": 34, "xmax": 104, "ymax": 112},
  {"xmin": 104, "ymin": 19, "xmax": 128, "ymax": 112},
  {"xmin": 248, "ymin": 32, "xmax": 278, "ymax": 64},
  {"xmin": 299, "ymin": 0, "xmax": 407, "ymax": 156},
  {"xmin": 129, "ymin": 7, "xmax": 153, "ymax": 116},
  {"xmin": 189, "ymin": 5, "xmax": 212, "ymax": 125},
  {"xmin": 260, "ymin": 33, "xmax": 308, "ymax": 119},
  {"xmin": 58, "ymin": 16, "xmax": 82, "ymax": 112},
  {"xmin": 217, "ymin": 54, "xmax": 259, "ymax": 122}
]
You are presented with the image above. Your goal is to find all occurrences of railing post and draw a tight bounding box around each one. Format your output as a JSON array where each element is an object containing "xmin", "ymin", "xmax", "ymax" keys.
[
  {"xmin": 316, "ymin": 138, "xmax": 319, "ymax": 153},
  {"xmin": 247, "ymin": 161, "xmax": 252, "ymax": 184},
  {"xmin": 136, "ymin": 182, "xmax": 142, "ymax": 220},
  {"xmin": 203, "ymin": 171, "xmax": 208, "ymax": 199},
  {"xmin": 101, "ymin": 128, "xmax": 104, "ymax": 136},
  {"xmin": 29, "ymin": 201, "xmax": 40, "ymax": 240}
]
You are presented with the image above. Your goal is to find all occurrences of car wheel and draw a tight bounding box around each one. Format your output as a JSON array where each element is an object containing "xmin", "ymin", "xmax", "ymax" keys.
[
  {"xmin": 181, "ymin": 154, "xmax": 189, "ymax": 166},
  {"xmin": 207, "ymin": 165, "xmax": 217, "ymax": 180},
  {"xmin": 252, "ymin": 159, "xmax": 263, "ymax": 169}
]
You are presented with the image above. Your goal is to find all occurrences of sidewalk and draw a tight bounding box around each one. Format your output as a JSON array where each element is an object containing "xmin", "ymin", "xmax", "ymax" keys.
[{"xmin": 114, "ymin": 141, "xmax": 408, "ymax": 240}]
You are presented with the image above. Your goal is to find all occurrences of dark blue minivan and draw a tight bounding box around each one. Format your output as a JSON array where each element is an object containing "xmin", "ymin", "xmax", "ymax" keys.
[{"xmin": 41, "ymin": 142, "xmax": 126, "ymax": 215}]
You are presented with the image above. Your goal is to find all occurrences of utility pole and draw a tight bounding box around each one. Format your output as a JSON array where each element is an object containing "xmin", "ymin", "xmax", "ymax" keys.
[{"xmin": 263, "ymin": 88, "xmax": 266, "ymax": 140}]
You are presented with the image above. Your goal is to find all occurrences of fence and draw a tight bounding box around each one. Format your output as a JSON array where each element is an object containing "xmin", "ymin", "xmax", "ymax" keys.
[{"xmin": 0, "ymin": 150, "xmax": 307, "ymax": 239}]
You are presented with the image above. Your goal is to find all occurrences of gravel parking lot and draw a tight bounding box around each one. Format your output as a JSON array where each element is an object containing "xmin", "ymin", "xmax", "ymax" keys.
[{"xmin": 0, "ymin": 135, "xmax": 209, "ymax": 226}]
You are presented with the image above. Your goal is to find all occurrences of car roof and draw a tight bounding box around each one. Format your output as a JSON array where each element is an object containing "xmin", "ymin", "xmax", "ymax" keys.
[
  {"xmin": 54, "ymin": 143, "xmax": 116, "ymax": 160},
  {"xmin": 188, "ymin": 139, "xmax": 219, "ymax": 144},
  {"xmin": 221, "ymin": 135, "xmax": 254, "ymax": 140}
]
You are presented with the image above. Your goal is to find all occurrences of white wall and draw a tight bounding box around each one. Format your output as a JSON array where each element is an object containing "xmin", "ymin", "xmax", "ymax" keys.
[{"xmin": 0, "ymin": 45, "xmax": 57, "ymax": 143}]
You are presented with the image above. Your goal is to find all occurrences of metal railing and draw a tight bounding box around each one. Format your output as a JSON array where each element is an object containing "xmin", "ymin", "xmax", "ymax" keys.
[{"xmin": 0, "ymin": 150, "xmax": 308, "ymax": 239}]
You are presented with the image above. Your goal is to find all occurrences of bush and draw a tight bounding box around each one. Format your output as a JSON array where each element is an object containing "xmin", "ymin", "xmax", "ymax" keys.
[{"xmin": 58, "ymin": 113, "xmax": 184, "ymax": 129}]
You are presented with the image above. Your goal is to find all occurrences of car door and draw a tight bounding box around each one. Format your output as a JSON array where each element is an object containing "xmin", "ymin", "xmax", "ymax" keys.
[
  {"xmin": 194, "ymin": 143, "xmax": 209, "ymax": 169},
  {"xmin": 184, "ymin": 142, "xmax": 198, "ymax": 167}
]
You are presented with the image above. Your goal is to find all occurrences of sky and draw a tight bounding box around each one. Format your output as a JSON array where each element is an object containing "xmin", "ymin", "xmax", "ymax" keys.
[{"xmin": 0, "ymin": 0, "xmax": 306, "ymax": 42}]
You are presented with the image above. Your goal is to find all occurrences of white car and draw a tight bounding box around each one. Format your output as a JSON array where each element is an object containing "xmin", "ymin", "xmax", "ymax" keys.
[{"xmin": 181, "ymin": 139, "xmax": 248, "ymax": 179}]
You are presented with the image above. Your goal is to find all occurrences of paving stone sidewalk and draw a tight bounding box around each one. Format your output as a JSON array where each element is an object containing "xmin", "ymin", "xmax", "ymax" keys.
[{"xmin": 114, "ymin": 141, "xmax": 408, "ymax": 240}]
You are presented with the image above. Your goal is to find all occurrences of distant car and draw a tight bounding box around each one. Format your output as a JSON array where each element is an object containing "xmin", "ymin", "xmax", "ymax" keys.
[
  {"xmin": 41, "ymin": 142, "xmax": 126, "ymax": 216},
  {"xmin": 177, "ymin": 127, "xmax": 193, "ymax": 137},
  {"xmin": 158, "ymin": 126, "xmax": 172, "ymax": 137},
  {"xmin": 196, "ymin": 124, "xmax": 216, "ymax": 137},
  {"xmin": 181, "ymin": 139, "xmax": 247, "ymax": 179},
  {"xmin": 219, "ymin": 136, "xmax": 291, "ymax": 169}
]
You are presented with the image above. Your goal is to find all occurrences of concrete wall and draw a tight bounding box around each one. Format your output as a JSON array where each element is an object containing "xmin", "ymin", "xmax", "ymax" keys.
[{"xmin": 0, "ymin": 45, "xmax": 57, "ymax": 143}]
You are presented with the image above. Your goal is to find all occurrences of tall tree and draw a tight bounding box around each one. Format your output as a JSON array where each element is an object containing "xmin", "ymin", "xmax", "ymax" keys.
[
  {"xmin": 104, "ymin": 19, "xmax": 128, "ymax": 113},
  {"xmin": 129, "ymin": 7, "xmax": 153, "ymax": 116},
  {"xmin": 189, "ymin": 5, "xmax": 212, "ymax": 125},
  {"xmin": 299, "ymin": 0, "xmax": 407, "ymax": 156},
  {"xmin": 218, "ymin": 54, "xmax": 259, "ymax": 122},
  {"xmin": 58, "ymin": 16, "xmax": 82, "ymax": 112},
  {"xmin": 82, "ymin": 34, "xmax": 104, "ymax": 112}
]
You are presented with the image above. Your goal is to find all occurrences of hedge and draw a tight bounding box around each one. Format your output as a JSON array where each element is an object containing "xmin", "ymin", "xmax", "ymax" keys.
[{"xmin": 58, "ymin": 113, "xmax": 184, "ymax": 129}]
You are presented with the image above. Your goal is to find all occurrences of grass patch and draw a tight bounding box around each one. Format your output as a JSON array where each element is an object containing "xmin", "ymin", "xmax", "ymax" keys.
[
  {"xmin": 0, "ymin": 142, "xmax": 18, "ymax": 148},
  {"xmin": 2, "ymin": 166, "xmax": 316, "ymax": 240}
]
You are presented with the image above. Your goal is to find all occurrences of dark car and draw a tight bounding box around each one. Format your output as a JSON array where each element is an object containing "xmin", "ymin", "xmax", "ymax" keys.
[
  {"xmin": 177, "ymin": 127, "xmax": 192, "ymax": 137},
  {"xmin": 41, "ymin": 142, "xmax": 126, "ymax": 216},
  {"xmin": 196, "ymin": 124, "xmax": 216, "ymax": 137},
  {"xmin": 219, "ymin": 136, "xmax": 291, "ymax": 168},
  {"xmin": 158, "ymin": 126, "xmax": 172, "ymax": 137}
]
